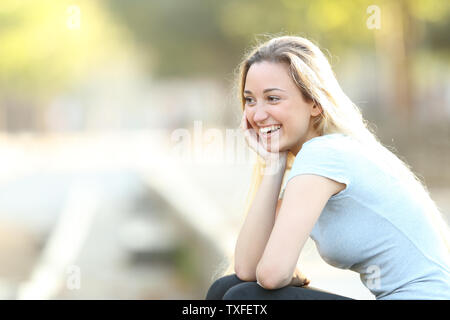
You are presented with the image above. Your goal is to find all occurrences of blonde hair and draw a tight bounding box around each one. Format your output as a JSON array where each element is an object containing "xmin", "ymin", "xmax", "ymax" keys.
[{"xmin": 214, "ymin": 34, "xmax": 450, "ymax": 279}]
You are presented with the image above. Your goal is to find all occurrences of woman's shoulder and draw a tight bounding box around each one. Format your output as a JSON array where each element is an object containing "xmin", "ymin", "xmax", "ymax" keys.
[
  {"xmin": 298, "ymin": 133, "xmax": 358, "ymax": 158},
  {"xmin": 291, "ymin": 132, "xmax": 368, "ymax": 178},
  {"xmin": 303, "ymin": 133, "xmax": 354, "ymax": 147}
]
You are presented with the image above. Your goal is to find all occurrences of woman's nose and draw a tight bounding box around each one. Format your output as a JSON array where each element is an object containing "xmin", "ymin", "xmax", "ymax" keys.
[{"xmin": 253, "ymin": 106, "xmax": 269, "ymax": 123}]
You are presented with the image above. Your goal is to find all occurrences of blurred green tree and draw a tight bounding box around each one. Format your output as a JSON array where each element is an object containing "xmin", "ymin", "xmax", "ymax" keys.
[
  {"xmin": 1, "ymin": 0, "xmax": 449, "ymax": 130},
  {"xmin": 107, "ymin": 0, "xmax": 449, "ymax": 122},
  {"xmin": 0, "ymin": 0, "xmax": 128, "ymax": 130}
]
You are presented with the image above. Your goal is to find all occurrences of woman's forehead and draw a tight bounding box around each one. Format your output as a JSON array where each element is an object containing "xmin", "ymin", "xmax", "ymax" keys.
[{"xmin": 245, "ymin": 61, "xmax": 294, "ymax": 92}]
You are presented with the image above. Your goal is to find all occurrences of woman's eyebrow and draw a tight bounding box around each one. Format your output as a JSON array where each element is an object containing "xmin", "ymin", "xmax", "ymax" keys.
[{"xmin": 244, "ymin": 88, "xmax": 286, "ymax": 94}]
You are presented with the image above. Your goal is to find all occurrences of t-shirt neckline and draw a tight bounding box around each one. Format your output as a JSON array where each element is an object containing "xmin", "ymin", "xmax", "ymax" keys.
[{"xmin": 303, "ymin": 133, "xmax": 345, "ymax": 147}]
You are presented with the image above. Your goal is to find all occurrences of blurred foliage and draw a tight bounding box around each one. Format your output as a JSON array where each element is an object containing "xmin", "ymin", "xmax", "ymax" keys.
[
  {"xmin": 106, "ymin": 0, "xmax": 450, "ymax": 78},
  {"xmin": 105, "ymin": 0, "xmax": 234, "ymax": 78},
  {"xmin": 0, "ymin": 0, "xmax": 449, "ymax": 111},
  {"xmin": 173, "ymin": 242, "xmax": 202, "ymax": 285},
  {"xmin": 0, "ymin": 0, "xmax": 128, "ymax": 100}
]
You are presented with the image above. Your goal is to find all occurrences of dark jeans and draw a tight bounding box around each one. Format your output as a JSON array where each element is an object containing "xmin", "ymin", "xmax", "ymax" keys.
[{"xmin": 205, "ymin": 274, "xmax": 355, "ymax": 300}]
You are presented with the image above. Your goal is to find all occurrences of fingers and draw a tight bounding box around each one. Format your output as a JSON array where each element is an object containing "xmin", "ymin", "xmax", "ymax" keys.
[
  {"xmin": 293, "ymin": 268, "xmax": 310, "ymax": 287},
  {"xmin": 300, "ymin": 275, "xmax": 310, "ymax": 286},
  {"xmin": 240, "ymin": 109, "xmax": 248, "ymax": 131},
  {"xmin": 240, "ymin": 110, "xmax": 275, "ymax": 161},
  {"xmin": 241, "ymin": 110, "xmax": 259, "ymax": 150},
  {"xmin": 247, "ymin": 130, "xmax": 266, "ymax": 157}
]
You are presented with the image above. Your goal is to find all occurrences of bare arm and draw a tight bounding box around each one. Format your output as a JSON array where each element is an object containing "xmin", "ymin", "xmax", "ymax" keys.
[
  {"xmin": 275, "ymin": 197, "xmax": 310, "ymax": 287},
  {"xmin": 256, "ymin": 174, "xmax": 345, "ymax": 289},
  {"xmin": 234, "ymin": 162, "xmax": 286, "ymax": 281},
  {"xmin": 235, "ymin": 110, "xmax": 309, "ymax": 285}
]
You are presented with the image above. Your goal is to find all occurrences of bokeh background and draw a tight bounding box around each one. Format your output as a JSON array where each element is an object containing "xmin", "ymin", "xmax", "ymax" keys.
[{"xmin": 0, "ymin": 0, "xmax": 449, "ymax": 300}]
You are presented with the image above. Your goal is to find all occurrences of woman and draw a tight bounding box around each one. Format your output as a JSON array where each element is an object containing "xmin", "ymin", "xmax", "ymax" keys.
[{"xmin": 205, "ymin": 35, "xmax": 450, "ymax": 300}]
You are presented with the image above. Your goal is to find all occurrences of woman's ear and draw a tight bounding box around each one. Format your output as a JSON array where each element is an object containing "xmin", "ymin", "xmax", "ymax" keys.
[{"xmin": 310, "ymin": 103, "xmax": 323, "ymax": 117}]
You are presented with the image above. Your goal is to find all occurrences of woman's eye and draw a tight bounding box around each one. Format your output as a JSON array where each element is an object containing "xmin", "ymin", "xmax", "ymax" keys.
[
  {"xmin": 244, "ymin": 97, "xmax": 255, "ymax": 104},
  {"xmin": 268, "ymin": 96, "xmax": 280, "ymax": 102}
]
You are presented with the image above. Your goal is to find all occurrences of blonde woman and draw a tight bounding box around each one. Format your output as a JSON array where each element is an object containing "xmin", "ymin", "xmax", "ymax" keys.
[{"xmin": 205, "ymin": 35, "xmax": 450, "ymax": 300}]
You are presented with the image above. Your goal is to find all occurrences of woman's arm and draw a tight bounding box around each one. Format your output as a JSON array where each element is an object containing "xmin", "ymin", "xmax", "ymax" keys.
[
  {"xmin": 234, "ymin": 161, "xmax": 287, "ymax": 281},
  {"xmin": 255, "ymin": 174, "xmax": 345, "ymax": 289}
]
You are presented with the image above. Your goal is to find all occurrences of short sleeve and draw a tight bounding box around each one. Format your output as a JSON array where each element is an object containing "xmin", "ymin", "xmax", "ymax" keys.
[{"xmin": 279, "ymin": 135, "xmax": 352, "ymax": 201}]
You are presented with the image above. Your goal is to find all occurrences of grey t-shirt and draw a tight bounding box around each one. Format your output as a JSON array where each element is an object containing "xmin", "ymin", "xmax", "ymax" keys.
[{"xmin": 280, "ymin": 133, "xmax": 450, "ymax": 299}]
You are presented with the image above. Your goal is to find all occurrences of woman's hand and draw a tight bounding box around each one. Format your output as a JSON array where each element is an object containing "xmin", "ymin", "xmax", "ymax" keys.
[
  {"xmin": 290, "ymin": 267, "xmax": 310, "ymax": 287},
  {"xmin": 240, "ymin": 110, "xmax": 288, "ymax": 173}
]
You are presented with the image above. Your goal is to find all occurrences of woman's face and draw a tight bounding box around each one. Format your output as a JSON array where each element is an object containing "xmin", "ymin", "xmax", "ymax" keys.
[{"xmin": 243, "ymin": 60, "xmax": 321, "ymax": 155}]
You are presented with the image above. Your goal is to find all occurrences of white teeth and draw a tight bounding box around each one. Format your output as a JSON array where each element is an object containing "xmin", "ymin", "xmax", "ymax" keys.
[{"xmin": 259, "ymin": 125, "xmax": 281, "ymax": 134}]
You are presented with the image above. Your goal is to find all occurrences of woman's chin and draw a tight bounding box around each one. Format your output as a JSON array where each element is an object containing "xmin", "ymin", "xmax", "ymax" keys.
[
  {"xmin": 261, "ymin": 136, "xmax": 284, "ymax": 151},
  {"xmin": 267, "ymin": 144, "xmax": 285, "ymax": 153}
]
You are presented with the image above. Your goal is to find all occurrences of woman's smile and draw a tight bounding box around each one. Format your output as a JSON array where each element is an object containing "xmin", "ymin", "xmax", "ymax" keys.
[{"xmin": 259, "ymin": 124, "xmax": 282, "ymax": 141}]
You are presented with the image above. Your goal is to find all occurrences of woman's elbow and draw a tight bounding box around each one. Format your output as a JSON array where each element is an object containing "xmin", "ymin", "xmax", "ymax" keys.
[
  {"xmin": 234, "ymin": 264, "xmax": 257, "ymax": 282},
  {"xmin": 256, "ymin": 264, "xmax": 290, "ymax": 290}
]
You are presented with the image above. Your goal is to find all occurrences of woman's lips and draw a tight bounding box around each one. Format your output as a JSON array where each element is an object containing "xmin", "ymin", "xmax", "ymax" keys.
[{"xmin": 259, "ymin": 125, "xmax": 282, "ymax": 140}]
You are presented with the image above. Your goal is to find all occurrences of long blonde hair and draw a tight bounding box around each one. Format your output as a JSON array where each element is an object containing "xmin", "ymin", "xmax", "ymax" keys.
[{"xmin": 213, "ymin": 34, "xmax": 450, "ymax": 279}]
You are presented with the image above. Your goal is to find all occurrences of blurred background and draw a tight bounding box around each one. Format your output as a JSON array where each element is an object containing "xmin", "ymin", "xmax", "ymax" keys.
[{"xmin": 0, "ymin": 0, "xmax": 449, "ymax": 300}]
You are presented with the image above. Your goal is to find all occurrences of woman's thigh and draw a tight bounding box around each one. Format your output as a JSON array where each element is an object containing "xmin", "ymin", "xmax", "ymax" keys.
[
  {"xmin": 205, "ymin": 274, "xmax": 247, "ymax": 300},
  {"xmin": 222, "ymin": 282, "xmax": 355, "ymax": 300}
]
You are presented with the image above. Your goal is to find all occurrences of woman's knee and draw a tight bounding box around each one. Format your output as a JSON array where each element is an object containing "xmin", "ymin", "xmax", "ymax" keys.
[{"xmin": 205, "ymin": 274, "xmax": 244, "ymax": 300}]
